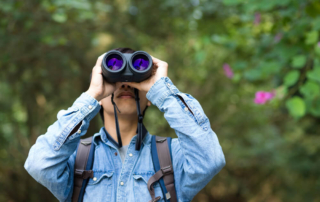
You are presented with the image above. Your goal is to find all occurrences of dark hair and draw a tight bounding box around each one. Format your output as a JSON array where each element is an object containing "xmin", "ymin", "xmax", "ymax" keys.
[{"xmin": 98, "ymin": 47, "xmax": 149, "ymax": 123}]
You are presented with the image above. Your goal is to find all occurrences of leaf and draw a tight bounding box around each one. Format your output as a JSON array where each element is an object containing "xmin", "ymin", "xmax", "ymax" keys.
[
  {"xmin": 284, "ymin": 70, "xmax": 299, "ymax": 87},
  {"xmin": 260, "ymin": 62, "xmax": 281, "ymax": 75},
  {"xmin": 233, "ymin": 61, "xmax": 247, "ymax": 70},
  {"xmin": 232, "ymin": 73, "xmax": 241, "ymax": 83},
  {"xmin": 305, "ymin": 98, "xmax": 320, "ymax": 117},
  {"xmin": 312, "ymin": 17, "xmax": 320, "ymax": 30},
  {"xmin": 310, "ymin": 99, "xmax": 320, "ymax": 117},
  {"xmin": 306, "ymin": 67, "xmax": 320, "ymax": 82},
  {"xmin": 52, "ymin": 13, "xmax": 67, "ymax": 23},
  {"xmin": 299, "ymin": 81, "xmax": 320, "ymax": 99},
  {"xmin": 195, "ymin": 51, "xmax": 206, "ymax": 64},
  {"xmin": 291, "ymin": 55, "xmax": 307, "ymax": 69},
  {"xmin": 305, "ymin": 31, "xmax": 319, "ymax": 45},
  {"xmin": 244, "ymin": 69, "xmax": 261, "ymax": 81},
  {"xmin": 285, "ymin": 97, "xmax": 306, "ymax": 118}
]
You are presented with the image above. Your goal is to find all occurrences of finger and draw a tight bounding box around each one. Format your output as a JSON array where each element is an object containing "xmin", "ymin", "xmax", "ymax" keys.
[
  {"xmin": 150, "ymin": 55, "xmax": 162, "ymax": 65},
  {"xmin": 95, "ymin": 53, "xmax": 107, "ymax": 66},
  {"xmin": 115, "ymin": 82, "xmax": 123, "ymax": 90},
  {"xmin": 150, "ymin": 55, "xmax": 168, "ymax": 69},
  {"xmin": 92, "ymin": 65, "xmax": 102, "ymax": 74},
  {"xmin": 151, "ymin": 64, "xmax": 158, "ymax": 75}
]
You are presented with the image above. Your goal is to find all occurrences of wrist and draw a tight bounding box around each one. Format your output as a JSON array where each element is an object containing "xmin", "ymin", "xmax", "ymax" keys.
[
  {"xmin": 147, "ymin": 76, "xmax": 165, "ymax": 92},
  {"xmin": 85, "ymin": 89, "xmax": 102, "ymax": 101}
]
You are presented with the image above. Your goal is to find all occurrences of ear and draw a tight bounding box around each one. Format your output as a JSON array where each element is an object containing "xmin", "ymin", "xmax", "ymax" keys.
[{"xmin": 147, "ymin": 101, "xmax": 151, "ymax": 106}]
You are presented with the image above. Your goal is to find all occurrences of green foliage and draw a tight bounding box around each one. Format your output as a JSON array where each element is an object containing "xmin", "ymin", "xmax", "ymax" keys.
[
  {"xmin": 217, "ymin": 0, "xmax": 320, "ymax": 119},
  {"xmin": 285, "ymin": 96, "xmax": 306, "ymax": 118},
  {"xmin": 300, "ymin": 81, "xmax": 320, "ymax": 99},
  {"xmin": 0, "ymin": 0, "xmax": 319, "ymax": 201},
  {"xmin": 291, "ymin": 55, "xmax": 307, "ymax": 69},
  {"xmin": 305, "ymin": 31, "xmax": 319, "ymax": 45},
  {"xmin": 284, "ymin": 70, "xmax": 299, "ymax": 86},
  {"xmin": 307, "ymin": 66, "xmax": 320, "ymax": 82}
]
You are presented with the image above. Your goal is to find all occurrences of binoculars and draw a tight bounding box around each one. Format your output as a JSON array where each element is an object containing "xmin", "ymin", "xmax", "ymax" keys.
[{"xmin": 101, "ymin": 50, "xmax": 153, "ymax": 83}]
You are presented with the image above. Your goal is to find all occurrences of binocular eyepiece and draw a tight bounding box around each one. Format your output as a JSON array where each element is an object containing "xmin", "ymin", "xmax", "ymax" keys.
[{"xmin": 101, "ymin": 50, "xmax": 153, "ymax": 83}]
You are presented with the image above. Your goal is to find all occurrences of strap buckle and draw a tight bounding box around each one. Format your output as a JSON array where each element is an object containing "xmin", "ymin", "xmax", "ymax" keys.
[
  {"xmin": 161, "ymin": 165, "xmax": 173, "ymax": 175},
  {"xmin": 80, "ymin": 140, "xmax": 91, "ymax": 146},
  {"xmin": 156, "ymin": 138, "xmax": 167, "ymax": 143},
  {"xmin": 75, "ymin": 169, "xmax": 93, "ymax": 179},
  {"xmin": 165, "ymin": 192, "xmax": 171, "ymax": 200}
]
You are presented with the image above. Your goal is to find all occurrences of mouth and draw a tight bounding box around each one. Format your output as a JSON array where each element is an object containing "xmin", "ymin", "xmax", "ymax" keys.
[{"xmin": 117, "ymin": 91, "xmax": 135, "ymax": 99}]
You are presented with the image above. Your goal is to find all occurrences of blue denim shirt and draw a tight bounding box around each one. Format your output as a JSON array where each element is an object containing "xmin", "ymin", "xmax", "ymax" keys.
[{"xmin": 24, "ymin": 77, "xmax": 226, "ymax": 202}]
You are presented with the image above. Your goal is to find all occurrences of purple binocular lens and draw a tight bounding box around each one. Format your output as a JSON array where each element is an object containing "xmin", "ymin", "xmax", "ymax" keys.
[
  {"xmin": 132, "ymin": 54, "xmax": 150, "ymax": 71},
  {"xmin": 105, "ymin": 54, "xmax": 124, "ymax": 71}
]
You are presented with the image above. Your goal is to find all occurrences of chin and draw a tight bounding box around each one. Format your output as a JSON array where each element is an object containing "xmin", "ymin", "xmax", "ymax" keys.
[
  {"xmin": 116, "ymin": 105, "xmax": 137, "ymax": 114},
  {"xmin": 117, "ymin": 111, "xmax": 138, "ymax": 117}
]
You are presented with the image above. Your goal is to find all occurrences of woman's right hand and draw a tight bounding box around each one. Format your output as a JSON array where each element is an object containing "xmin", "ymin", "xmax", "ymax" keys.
[{"xmin": 86, "ymin": 53, "xmax": 122, "ymax": 101}]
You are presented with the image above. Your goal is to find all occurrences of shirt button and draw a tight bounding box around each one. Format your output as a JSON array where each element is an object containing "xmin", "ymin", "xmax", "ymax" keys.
[
  {"xmin": 184, "ymin": 107, "xmax": 188, "ymax": 112},
  {"xmin": 77, "ymin": 130, "xmax": 81, "ymax": 134},
  {"xmin": 120, "ymin": 181, "xmax": 124, "ymax": 185},
  {"xmin": 93, "ymin": 177, "xmax": 97, "ymax": 181},
  {"xmin": 115, "ymin": 152, "xmax": 118, "ymax": 156},
  {"xmin": 129, "ymin": 153, "xmax": 133, "ymax": 157},
  {"xmin": 166, "ymin": 83, "xmax": 171, "ymax": 87},
  {"xmin": 88, "ymin": 105, "xmax": 92, "ymax": 109}
]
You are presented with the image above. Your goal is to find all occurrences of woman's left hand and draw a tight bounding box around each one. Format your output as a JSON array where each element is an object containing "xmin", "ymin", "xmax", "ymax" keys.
[{"xmin": 122, "ymin": 55, "xmax": 168, "ymax": 93}]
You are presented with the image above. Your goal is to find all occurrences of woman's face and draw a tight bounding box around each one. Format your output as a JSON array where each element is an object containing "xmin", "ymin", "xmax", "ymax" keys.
[{"xmin": 99, "ymin": 84, "xmax": 151, "ymax": 118}]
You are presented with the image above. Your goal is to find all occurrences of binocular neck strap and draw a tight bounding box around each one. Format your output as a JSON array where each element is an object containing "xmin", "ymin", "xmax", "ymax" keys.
[
  {"xmin": 134, "ymin": 88, "xmax": 143, "ymax": 150},
  {"xmin": 110, "ymin": 89, "xmax": 144, "ymax": 150},
  {"xmin": 111, "ymin": 93, "xmax": 122, "ymax": 148},
  {"xmin": 134, "ymin": 88, "xmax": 144, "ymax": 151}
]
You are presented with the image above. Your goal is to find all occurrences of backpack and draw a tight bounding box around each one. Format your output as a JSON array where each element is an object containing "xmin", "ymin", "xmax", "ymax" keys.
[{"xmin": 72, "ymin": 135, "xmax": 177, "ymax": 202}]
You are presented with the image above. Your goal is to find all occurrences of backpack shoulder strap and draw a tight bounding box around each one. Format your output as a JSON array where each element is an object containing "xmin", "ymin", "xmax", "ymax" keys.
[
  {"xmin": 148, "ymin": 135, "xmax": 177, "ymax": 202},
  {"xmin": 72, "ymin": 136, "xmax": 95, "ymax": 202}
]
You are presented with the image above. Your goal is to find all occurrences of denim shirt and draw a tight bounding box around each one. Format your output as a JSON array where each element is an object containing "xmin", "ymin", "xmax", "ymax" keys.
[{"xmin": 24, "ymin": 77, "xmax": 226, "ymax": 202}]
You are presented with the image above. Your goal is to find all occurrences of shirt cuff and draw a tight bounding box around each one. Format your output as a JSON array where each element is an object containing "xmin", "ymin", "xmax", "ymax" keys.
[
  {"xmin": 146, "ymin": 77, "xmax": 180, "ymax": 110},
  {"xmin": 53, "ymin": 92, "xmax": 101, "ymax": 150},
  {"xmin": 76, "ymin": 92, "xmax": 101, "ymax": 120}
]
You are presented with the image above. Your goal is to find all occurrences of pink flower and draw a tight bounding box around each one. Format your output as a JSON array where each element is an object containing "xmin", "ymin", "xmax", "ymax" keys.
[
  {"xmin": 254, "ymin": 91, "xmax": 275, "ymax": 104},
  {"xmin": 223, "ymin": 63, "xmax": 234, "ymax": 78},
  {"xmin": 254, "ymin": 13, "xmax": 261, "ymax": 25},
  {"xmin": 274, "ymin": 33, "xmax": 282, "ymax": 44}
]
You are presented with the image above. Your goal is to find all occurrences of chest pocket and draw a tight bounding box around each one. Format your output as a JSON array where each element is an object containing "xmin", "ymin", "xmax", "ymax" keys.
[
  {"xmin": 83, "ymin": 171, "xmax": 114, "ymax": 202},
  {"xmin": 133, "ymin": 172, "xmax": 164, "ymax": 202}
]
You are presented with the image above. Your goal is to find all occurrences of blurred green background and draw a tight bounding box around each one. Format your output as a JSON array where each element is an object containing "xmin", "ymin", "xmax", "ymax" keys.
[{"xmin": 1, "ymin": 0, "xmax": 320, "ymax": 201}]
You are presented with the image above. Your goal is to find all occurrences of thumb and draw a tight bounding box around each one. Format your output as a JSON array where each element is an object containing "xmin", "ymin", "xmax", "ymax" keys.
[{"xmin": 115, "ymin": 82, "xmax": 123, "ymax": 89}]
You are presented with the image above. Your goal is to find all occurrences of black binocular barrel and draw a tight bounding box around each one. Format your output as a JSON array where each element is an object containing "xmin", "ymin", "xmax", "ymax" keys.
[{"xmin": 101, "ymin": 50, "xmax": 153, "ymax": 83}]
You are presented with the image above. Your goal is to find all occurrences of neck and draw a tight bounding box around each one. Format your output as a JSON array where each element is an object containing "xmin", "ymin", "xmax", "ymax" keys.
[{"xmin": 103, "ymin": 112, "xmax": 138, "ymax": 146}]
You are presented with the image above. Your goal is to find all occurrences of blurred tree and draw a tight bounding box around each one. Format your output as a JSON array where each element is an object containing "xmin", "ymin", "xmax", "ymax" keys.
[{"xmin": 0, "ymin": 0, "xmax": 319, "ymax": 201}]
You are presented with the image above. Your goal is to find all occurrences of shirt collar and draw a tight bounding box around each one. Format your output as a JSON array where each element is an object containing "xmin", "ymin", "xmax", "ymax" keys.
[{"xmin": 93, "ymin": 123, "xmax": 151, "ymax": 148}]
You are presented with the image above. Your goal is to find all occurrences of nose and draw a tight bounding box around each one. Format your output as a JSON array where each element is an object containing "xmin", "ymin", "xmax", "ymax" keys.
[{"xmin": 121, "ymin": 84, "xmax": 132, "ymax": 89}]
